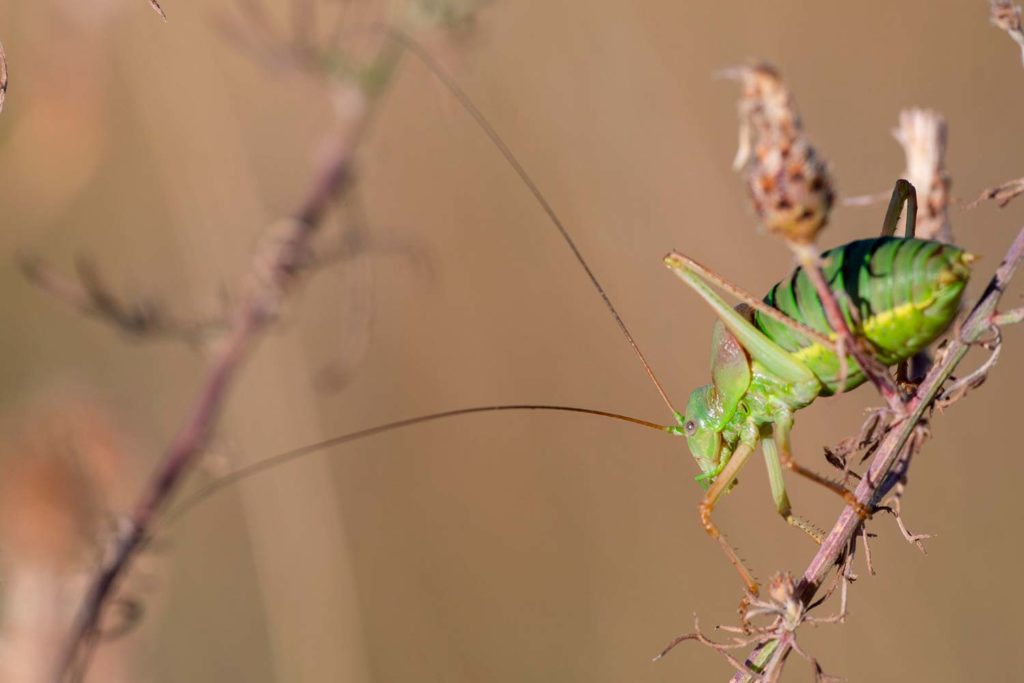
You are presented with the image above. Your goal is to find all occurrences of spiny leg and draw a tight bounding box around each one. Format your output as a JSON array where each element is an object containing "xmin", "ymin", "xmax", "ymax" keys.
[
  {"xmin": 665, "ymin": 253, "xmax": 825, "ymax": 394},
  {"xmin": 761, "ymin": 434, "xmax": 823, "ymax": 543},
  {"xmin": 773, "ymin": 414, "xmax": 871, "ymax": 520},
  {"xmin": 881, "ymin": 180, "xmax": 929, "ymax": 386},
  {"xmin": 666, "ymin": 250, "xmax": 898, "ymax": 412},
  {"xmin": 665, "ymin": 252, "xmax": 834, "ymax": 352},
  {"xmin": 699, "ymin": 440, "xmax": 760, "ymax": 595}
]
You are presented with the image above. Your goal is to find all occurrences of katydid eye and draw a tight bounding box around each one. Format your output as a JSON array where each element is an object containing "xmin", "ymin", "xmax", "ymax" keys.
[{"xmin": 684, "ymin": 420, "xmax": 696, "ymax": 435}]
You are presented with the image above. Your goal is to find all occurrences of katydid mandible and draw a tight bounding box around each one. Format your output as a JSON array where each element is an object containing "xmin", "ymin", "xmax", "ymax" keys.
[{"xmin": 663, "ymin": 180, "xmax": 973, "ymax": 595}]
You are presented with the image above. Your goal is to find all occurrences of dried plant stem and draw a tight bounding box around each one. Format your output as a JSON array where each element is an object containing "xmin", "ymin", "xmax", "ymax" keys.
[
  {"xmin": 53, "ymin": 39, "xmax": 405, "ymax": 682},
  {"xmin": 731, "ymin": 226, "xmax": 1024, "ymax": 681},
  {"xmin": 0, "ymin": 39, "xmax": 7, "ymax": 114}
]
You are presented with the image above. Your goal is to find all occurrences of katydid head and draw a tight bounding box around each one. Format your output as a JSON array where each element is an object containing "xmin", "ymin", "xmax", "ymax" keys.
[
  {"xmin": 682, "ymin": 322, "xmax": 754, "ymax": 484},
  {"xmin": 682, "ymin": 384, "xmax": 725, "ymax": 475}
]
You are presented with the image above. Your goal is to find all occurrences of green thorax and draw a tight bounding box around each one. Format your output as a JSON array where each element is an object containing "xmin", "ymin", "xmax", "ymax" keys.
[{"xmin": 753, "ymin": 237, "xmax": 971, "ymax": 394}]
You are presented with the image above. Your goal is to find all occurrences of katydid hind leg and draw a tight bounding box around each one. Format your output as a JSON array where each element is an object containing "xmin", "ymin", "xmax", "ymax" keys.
[
  {"xmin": 761, "ymin": 435, "xmax": 823, "ymax": 543},
  {"xmin": 664, "ymin": 252, "xmax": 820, "ymax": 388},
  {"xmin": 880, "ymin": 179, "xmax": 918, "ymax": 238},
  {"xmin": 773, "ymin": 414, "xmax": 871, "ymax": 520},
  {"xmin": 698, "ymin": 440, "xmax": 761, "ymax": 595}
]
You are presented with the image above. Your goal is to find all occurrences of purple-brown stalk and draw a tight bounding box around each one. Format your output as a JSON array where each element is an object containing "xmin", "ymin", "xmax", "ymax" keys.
[{"xmin": 53, "ymin": 96, "xmax": 372, "ymax": 682}]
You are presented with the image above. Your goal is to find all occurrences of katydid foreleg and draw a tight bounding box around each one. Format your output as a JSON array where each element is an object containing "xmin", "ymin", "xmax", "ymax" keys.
[{"xmin": 697, "ymin": 439, "xmax": 760, "ymax": 595}]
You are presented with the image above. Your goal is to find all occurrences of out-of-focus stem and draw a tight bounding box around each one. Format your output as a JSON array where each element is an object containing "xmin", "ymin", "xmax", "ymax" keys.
[{"xmin": 54, "ymin": 40, "xmax": 403, "ymax": 683}]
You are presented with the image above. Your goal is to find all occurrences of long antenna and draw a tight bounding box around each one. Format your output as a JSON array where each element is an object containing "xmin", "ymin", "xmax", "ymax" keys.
[
  {"xmin": 167, "ymin": 404, "xmax": 669, "ymax": 522},
  {"xmin": 388, "ymin": 28, "xmax": 681, "ymax": 418}
]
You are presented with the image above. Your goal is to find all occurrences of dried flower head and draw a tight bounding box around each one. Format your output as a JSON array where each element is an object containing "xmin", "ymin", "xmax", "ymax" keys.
[
  {"xmin": 731, "ymin": 62, "xmax": 835, "ymax": 245},
  {"xmin": 893, "ymin": 108, "xmax": 952, "ymax": 243},
  {"xmin": 990, "ymin": 0, "xmax": 1024, "ymax": 64},
  {"xmin": 991, "ymin": 0, "xmax": 1023, "ymax": 33}
]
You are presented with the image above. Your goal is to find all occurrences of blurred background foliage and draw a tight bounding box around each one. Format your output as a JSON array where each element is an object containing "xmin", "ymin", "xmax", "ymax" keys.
[{"xmin": 0, "ymin": 0, "xmax": 1022, "ymax": 681}]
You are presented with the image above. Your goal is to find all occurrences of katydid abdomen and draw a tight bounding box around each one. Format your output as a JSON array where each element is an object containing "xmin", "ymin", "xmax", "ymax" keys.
[{"xmin": 755, "ymin": 237, "xmax": 972, "ymax": 394}]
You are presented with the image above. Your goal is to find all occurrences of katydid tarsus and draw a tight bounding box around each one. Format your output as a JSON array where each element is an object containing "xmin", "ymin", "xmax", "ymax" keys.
[{"xmin": 171, "ymin": 43, "xmax": 973, "ymax": 601}]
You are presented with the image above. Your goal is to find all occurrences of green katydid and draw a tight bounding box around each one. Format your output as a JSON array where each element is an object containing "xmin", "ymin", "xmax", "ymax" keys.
[{"xmin": 662, "ymin": 179, "xmax": 972, "ymax": 594}]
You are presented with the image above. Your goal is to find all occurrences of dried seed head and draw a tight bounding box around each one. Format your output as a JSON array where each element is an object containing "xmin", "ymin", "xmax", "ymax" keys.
[
  {"xmin": 893, "ymin": 109, "xmax": 952, "ymax": 243},
  {"xmin": 991, "ymin": 0, "xmax": 1023, "ymax": 33},
  {"xmin": 731, "ymin": 63, "xmax": 835, "ymax": 245},
  {"xmin": 767, "ymin": 571, "xmax": 796, "ymax": 605},
  {"xmin": 990, "ymin": 1, "xmax": 1024, "ymax": 64}
]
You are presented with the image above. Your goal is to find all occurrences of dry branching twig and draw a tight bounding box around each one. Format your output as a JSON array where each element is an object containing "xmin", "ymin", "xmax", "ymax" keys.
[
  {"xmin": 970, "ymin": 176, "xmax": 1024, "ymax": 208},
  {"xmin": 662, "ymin": 571, "xmax": 851, "ymax": 682},
  {"xmin": 20, "ymin": 256, "xmax": 225, "ymax": 346}
]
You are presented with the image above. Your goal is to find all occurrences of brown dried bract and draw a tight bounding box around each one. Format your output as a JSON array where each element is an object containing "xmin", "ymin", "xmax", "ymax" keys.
[
  {"xmin": 731, "ymin": 63, "xmax": 835, "ymax": 245},
  {"xmin": 992, "ymin": 0, "xmax": 1023, "ymax": 33},
  {"xmin": 991, "ymin": 1, "xmax": 1024, "ymax": 63}
]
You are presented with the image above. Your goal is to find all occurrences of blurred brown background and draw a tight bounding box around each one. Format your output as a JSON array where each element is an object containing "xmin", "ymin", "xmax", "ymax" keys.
[{"xmin": 0, "ymin": 0, "xmax": 1022, "ymax": 681}]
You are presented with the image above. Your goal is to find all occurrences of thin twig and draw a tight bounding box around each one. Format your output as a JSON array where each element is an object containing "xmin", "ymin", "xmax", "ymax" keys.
[
  {"xmin": 970, "ymin": 176, "xmax": 1024, "ymax": 208},
  {"xmin": 20, "ymin": 255, "xmax": 225, "ymax": 346},
  {"xmin": 149, "ymin": 0, "xmax": 168, "ymax": 21}
]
